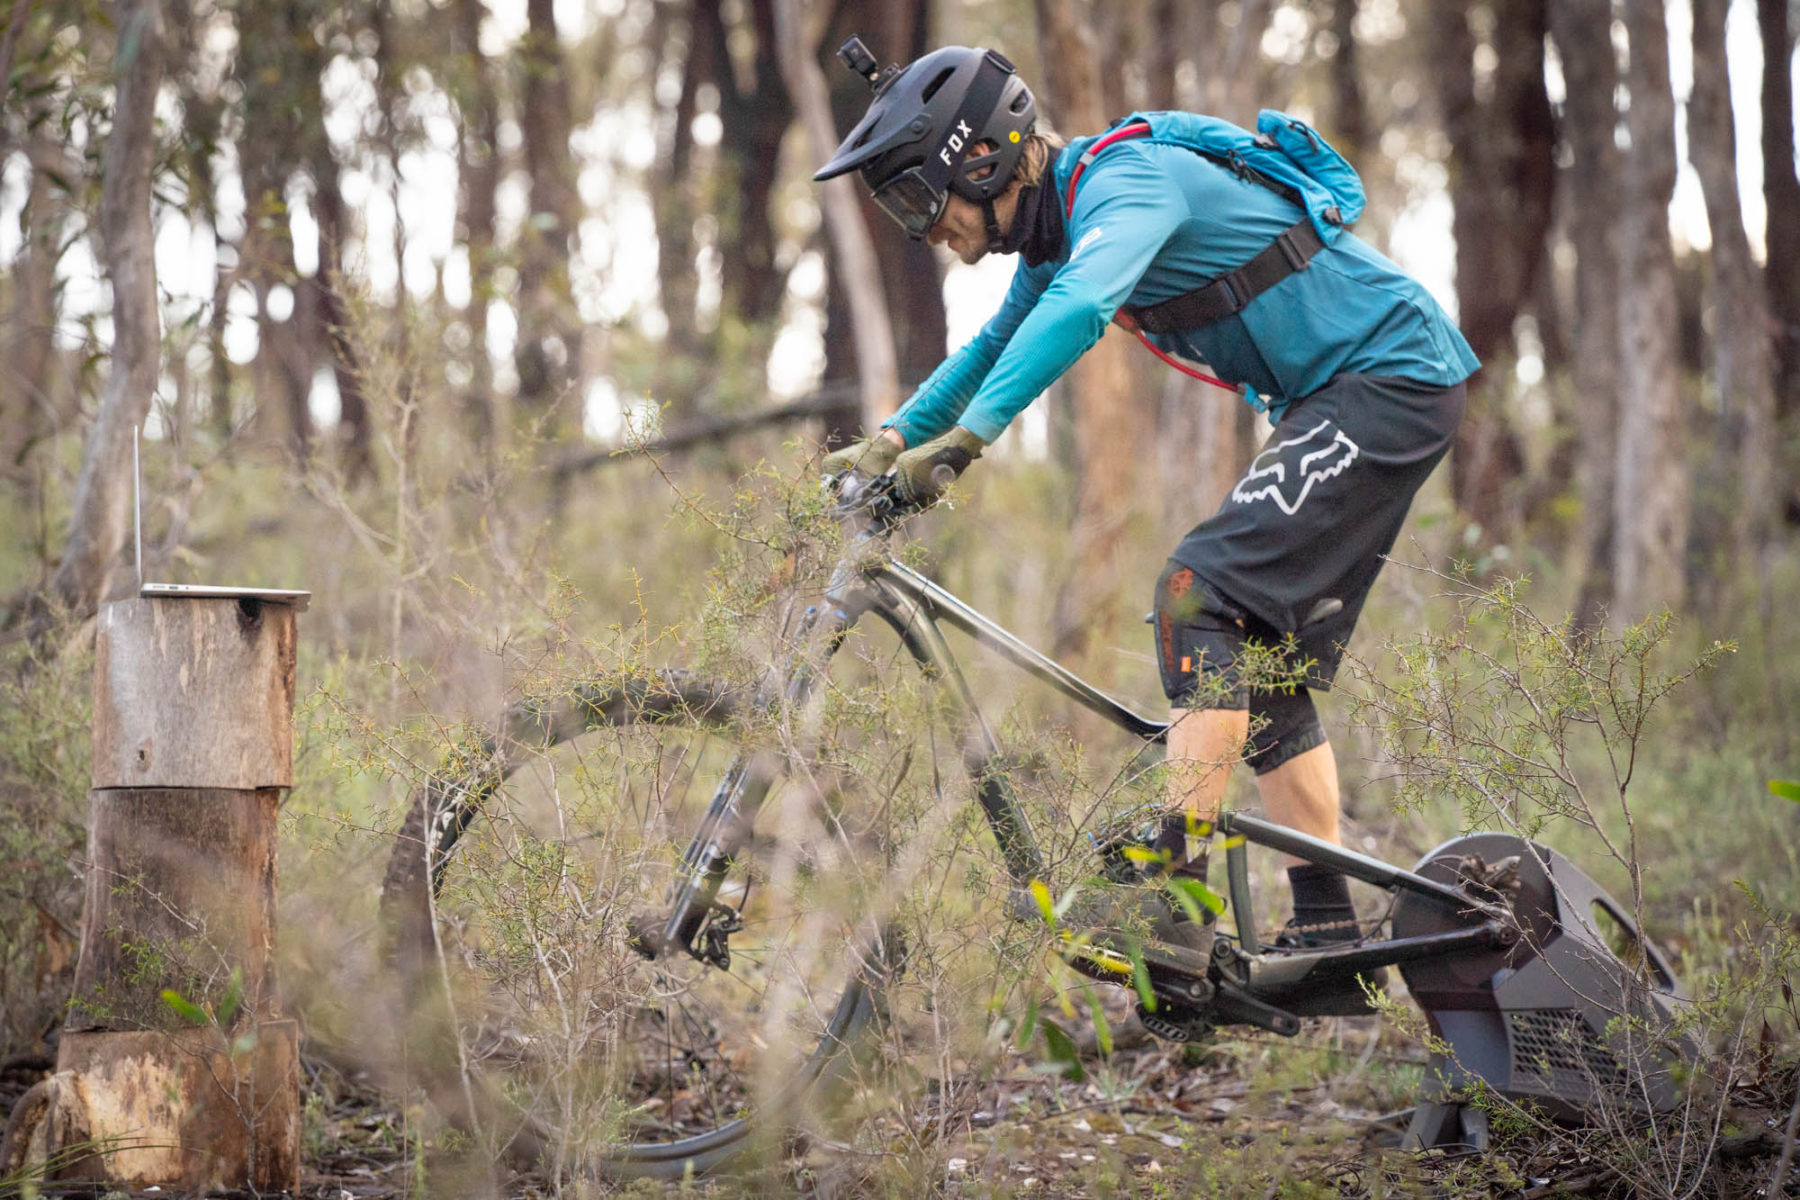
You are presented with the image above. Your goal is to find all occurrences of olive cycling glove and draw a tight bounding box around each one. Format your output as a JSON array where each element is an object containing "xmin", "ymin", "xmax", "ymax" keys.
[
  {"xmin": 893, "ymin": 427, "xmax": 987, "ymax": 501},
  {"xmin": 820, "ymin": 434, "xmax": 902, "ymax": 477}
]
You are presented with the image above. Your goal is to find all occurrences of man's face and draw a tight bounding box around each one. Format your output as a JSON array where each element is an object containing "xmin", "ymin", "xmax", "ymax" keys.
[{"xmin": 927, "ymin": 192, "xmax": 993, "ymax": 265}]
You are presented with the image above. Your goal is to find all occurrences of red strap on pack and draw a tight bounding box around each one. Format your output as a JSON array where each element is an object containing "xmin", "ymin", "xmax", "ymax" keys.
[{"xmin": 1065, "ymin": 122, "xmax": 1240, "ymax": 395}]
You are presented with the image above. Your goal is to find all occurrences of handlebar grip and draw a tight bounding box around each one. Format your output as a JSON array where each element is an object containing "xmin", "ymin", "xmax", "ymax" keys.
[{"xmin": 930, "ymin": 463, "xmax": 959, "ymax": 489}]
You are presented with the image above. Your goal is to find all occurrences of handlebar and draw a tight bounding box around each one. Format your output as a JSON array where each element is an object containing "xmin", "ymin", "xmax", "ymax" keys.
[{"xmin": 822, "ymin": 469, "xmax": 936, "ymax": 531}]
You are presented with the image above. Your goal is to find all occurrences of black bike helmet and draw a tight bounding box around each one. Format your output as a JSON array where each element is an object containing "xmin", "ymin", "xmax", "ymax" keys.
[{"xmin": 814, "ymin": 39, "xmax": 1036, "ymax": 245}]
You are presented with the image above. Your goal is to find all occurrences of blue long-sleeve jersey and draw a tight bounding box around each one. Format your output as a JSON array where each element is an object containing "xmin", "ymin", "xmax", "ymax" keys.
[{"xmin": 882, "ymin": 116, "xmax": 1480, "ymax": 446}]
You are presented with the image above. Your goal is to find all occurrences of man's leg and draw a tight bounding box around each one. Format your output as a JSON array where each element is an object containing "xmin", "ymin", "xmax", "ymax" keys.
[
  {"xmin": 1254, "ymin": 740, "xmax": 1340, "ymax": 852},
  {"xmin": 1247, "ymin": 689, "xmax": 1358, "ymax": 944},
  {"xmin": 1165, "ymin": 706, "xmax": 1247, "ymax": 833}
]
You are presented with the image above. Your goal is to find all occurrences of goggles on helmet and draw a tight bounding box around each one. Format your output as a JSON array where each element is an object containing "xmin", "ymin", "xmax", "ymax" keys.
[{"xmin": 870, "ymin": 167, "xmax": 948, "ymax": 240}]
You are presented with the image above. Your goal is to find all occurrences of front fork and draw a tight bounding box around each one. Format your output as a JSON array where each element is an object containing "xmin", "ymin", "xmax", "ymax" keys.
[{"xmin": 633, "ymin": 580, "xmax": 866, "ymax": 966}]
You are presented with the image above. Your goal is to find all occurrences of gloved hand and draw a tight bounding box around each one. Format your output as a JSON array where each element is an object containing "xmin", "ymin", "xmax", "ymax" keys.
[
  {"xmin": 820, "ymin": 432, "xmax": 902, "ymax": 477},
  {"xmin": 893, "ymin": 427, "xmax": 987, "ymax": 501}
]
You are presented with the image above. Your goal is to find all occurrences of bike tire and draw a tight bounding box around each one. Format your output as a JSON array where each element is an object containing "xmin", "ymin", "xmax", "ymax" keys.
[{"xmin": 379, "ymin": 667, "xmax": 892, "ymax": 1180}]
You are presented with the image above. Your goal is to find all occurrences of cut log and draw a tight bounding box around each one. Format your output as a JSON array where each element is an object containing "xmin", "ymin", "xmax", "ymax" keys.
[
  {"xmin": 43, "ymin": 595, "xmax": 302, "ymax": 1191},
  {"xmin": 92, "ymin": 596, "xmax": 297, "ymax": 790},
  {"xmin": 50, "ymin": 1025, "xmax": 300, "ymax": 1191},
  {"xmin": 66, "ymin": 787, "xmax": 281, "ymax": 1031}
]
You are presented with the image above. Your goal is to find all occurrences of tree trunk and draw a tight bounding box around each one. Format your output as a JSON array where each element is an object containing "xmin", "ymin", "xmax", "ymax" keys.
[
  {"xmin": 1429, "ymin": 0, "xmax": 1551, "ymax": 538},
  {"xmin": 31, "ymin": 596, "xmax": 303, "ymax": 1192},
  {"xmin": 653, "ymin": 0, "xmax": 705, "ymax": 403},
  {"xmin": 818, "ymin": 0, "xmax": 943, "ymax": 444},
  {"xmin": 1613, "ymin": 0, "xmax": 1688, "ymax": 619},
  {"xmin": 1760, "ymin": 0, "xmax": 1800, "ymax": 435},
  {"xmin": 2, "ymin": 135, "xmax": 66, "ymax": 491},
  {"xmin": 1328, "ymin": 0, "xmax": 1369, "ymax": 166},
  {"xmin": 1035, "ymin": 0, "xmax": 1152, "ymax": 661},
  {"xmin": 1147, "ymin": 0, "xmax": 1182, "ymax": 110},
  {"xmin": 1195, "ymin": 0, "xmax": 1269, "ymax": 127},
  {"xmin": 454, "ymin": 0, "xmax": 503, "ymax": 455},
  {"xmin": 296, "ymin": 14, "xmax": 372, "ymax": 482},
  {"xmin": 1093, "ymin": 0, "xmax": 1146, "ymax": 120},
  {"xmin": 773, "ymin": 0, "xmax": 899, "ymax": 431},
  {"xmin": 1688, "ymin": 0, "xmax": 1778, "ymax": 591},
  {"xmin": 233, "ymin": 1, "xmax": 316, "ymax": 461},
  {"xmin": 1548, "ymin": 0, "xmax": 1622, "ymax": 630},
  {"xmin": 705, "ymin": 0, "xmax": 794, "ymax": 327},
  {"xmin": 515, "ymin": 0, "xmax": 581, "ymax": 431},
  {"xmin": 42, "ymin": 0, "xmax": 166, "ymax": 628}
]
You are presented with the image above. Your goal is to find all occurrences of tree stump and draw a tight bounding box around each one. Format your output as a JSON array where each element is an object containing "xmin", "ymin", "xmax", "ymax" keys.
[{"xmin": 13, "ymin": 596, "xmax": 303, "ymax": 1191}]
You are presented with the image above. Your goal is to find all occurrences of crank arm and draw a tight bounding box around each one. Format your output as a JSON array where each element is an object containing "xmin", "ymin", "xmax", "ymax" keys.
[
  {"xmin": 1057, "ymin": 932, "xmax": 1213, "ymax": 1005},
  {"xmin": 1209, "ymin": 980, "xmax": 1301, "ymax": 1037}
]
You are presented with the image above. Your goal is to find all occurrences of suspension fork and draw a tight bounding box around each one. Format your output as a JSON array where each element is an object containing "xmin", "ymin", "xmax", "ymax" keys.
[{"xmin": 645, "ymin": 594, "xmax": 864, "ymax": 963}]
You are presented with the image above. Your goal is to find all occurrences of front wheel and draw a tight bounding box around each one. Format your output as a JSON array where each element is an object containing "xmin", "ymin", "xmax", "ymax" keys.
[{"xmin": 378, "ymin": 669, "xmax": 900, "ymax": 1179}]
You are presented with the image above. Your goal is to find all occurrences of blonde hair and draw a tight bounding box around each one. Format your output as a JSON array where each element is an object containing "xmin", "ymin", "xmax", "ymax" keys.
[{"xmin": 1016, "ymin": 128, "xmax": 1065, "ymax": 190}]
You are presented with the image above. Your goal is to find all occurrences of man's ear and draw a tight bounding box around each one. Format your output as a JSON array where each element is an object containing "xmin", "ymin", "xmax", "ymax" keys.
[{"xmin": 966, "ymin": 139, "xmax": 1000, "ymax": 183}]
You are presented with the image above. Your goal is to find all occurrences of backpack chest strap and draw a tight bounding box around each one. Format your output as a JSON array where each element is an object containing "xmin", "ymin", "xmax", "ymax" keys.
[{"xmin": 1126, "ymin": 218, "xmax": 1323, "ymax": 334}]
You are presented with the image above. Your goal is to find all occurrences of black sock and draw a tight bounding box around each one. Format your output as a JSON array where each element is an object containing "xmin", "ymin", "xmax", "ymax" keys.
[
  {"xmin": 1150, "ymin": 813, "xmax": 1197, "ymax": 875},
  {"xmin": 1287, "ymin": 863, "xmax": 1355, "ymax": 929}
]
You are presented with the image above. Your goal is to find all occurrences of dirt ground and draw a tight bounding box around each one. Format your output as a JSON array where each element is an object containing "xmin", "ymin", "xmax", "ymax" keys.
[{"xmin": 6, "ymin": 1015, "xmax": 1795, "ymax": 1199}]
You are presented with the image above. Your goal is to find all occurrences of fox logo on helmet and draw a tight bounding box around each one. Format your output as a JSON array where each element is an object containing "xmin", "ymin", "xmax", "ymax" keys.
[
  {"xmin": 938, "ymin": 119, "xmax": 976, "ymax": 167},
  {"xmin": 1230, "ymin": 420, "xmax": 1360, "ymax": 516}
]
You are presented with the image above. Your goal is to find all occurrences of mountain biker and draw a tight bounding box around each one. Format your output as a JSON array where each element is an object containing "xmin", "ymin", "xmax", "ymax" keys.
[{"xmin": 813, "ymin": 43, "xmax": 1478, "ymax": 1015}]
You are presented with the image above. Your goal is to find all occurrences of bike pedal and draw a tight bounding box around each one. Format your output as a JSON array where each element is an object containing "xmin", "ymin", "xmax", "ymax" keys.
[{"xmin": 1135, "ymin": 1001, "xmax": 1212, "ymax": 1044}]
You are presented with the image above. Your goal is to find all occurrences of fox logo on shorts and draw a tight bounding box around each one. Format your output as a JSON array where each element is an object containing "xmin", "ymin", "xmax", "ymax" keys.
[{"xmin": 1230, "ymin": 420, "xmax": 1361, "ymax": 516}]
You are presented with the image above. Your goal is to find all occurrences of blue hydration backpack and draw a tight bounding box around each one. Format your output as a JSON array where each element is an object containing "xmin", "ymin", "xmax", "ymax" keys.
[{"xmin": 1065, "ymin": 110, "xmax": 1366, "ymax": 386}]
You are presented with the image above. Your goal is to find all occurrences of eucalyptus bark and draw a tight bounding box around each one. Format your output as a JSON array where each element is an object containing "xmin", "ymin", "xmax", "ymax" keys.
[
  {"xmin": 296, "ymin": 14, "xmax": 372, "ymax": 482},
  {"xmin": 702, "ymin": 0, "xmax": 794, "ymax": 326},
  {"xmin": 1429, "ymin": 0, "xmax": 1551, "ymax": 537},
  {"xmin": 1760, "ymin": 0, "xmax": 1800, "ymax": 432},
  {"xmin": 454, "ymin": 0, "xmax": 502, "ymax": 452},
  {"xmin": 1146, "ymin": 0, "xmax": 1185, "ymax": 109},
  {"xmin": 1035, "ymin": 0, "xmax": 1152, "ymax": 661},
  {"xmin": 818, "ymin": 0, "xmax": 942, "ymax": 445},
  {"xmin": 773, "ymin": 0, "xmax": 899, "ymax": 430},
  {"xmin": 0, "ymin": 0, "xmax": 33, "ymax": 162},
  {"xmin": 43, "ymin": 0, "xmax": 165, "ymax": 626},
  {"xmin": 1328, "ymin": 0, "xmax": 1369, "ymax": 166},
  {"xmin": 1194, "ymin": 0, "xmax": 1269, "ymax": 127},
  {"xmin": 234, "ymin": 1, "xmax": 315, "ymax": 459},
  {"xmin": 515, "ymin": 0, "xmax": 581, "ymax": 430},
  {"xmin": 1688, "ymin": 0, "xmax": 1777, "ymax": 578},
  {"xmin": 1613, "ymin": 0, "xmax": 1688, "ymax": 619},
  {"xmin": 3, "ymin": 136, "xmax": 66, "ymax": 487},
  {"xmin": 653, "ymin": 1, "xmax": 704, "ymax": 388},
  {"xmin": 1548, "ymin": 0, "xmax": 1622, "ymax": 630}
]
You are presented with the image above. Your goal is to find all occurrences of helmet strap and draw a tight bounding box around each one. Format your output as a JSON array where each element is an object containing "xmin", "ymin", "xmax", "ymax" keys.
[{"xmin": 981, "ymin": 196, "xmax": 1004, "ymax": 252}]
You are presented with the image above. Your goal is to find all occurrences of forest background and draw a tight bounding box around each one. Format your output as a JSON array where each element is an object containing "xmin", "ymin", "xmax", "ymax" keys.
[{"xmin": 3, "ymin": 0, "xmax": 1800, "ymax": 1193}]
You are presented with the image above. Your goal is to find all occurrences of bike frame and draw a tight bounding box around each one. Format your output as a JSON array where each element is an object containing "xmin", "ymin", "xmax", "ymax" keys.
[{"xmin": 651, "ymin": 510, "xmax": 1517, "ymax": 1021}]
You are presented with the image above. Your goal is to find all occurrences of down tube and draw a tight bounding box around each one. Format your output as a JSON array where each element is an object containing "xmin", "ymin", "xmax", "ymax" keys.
[{"xmin": 867, "ymin": 575, "xmax": 1047, "ymax": 883}]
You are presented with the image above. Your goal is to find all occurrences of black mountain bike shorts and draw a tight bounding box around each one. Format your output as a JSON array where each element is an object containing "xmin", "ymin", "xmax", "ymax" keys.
[{"xmin": 1155, "ymin": 372, "xmax": 1466, "ymax": 706}]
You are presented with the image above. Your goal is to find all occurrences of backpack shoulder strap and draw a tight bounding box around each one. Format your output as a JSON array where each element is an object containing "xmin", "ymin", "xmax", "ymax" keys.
[
  {"xmin": 1060, "ymin": 119, "xmax": 1240, "ymax": 395},
  {"xmin": 1064, "ymin": 120, "xmax": 1152, "ymax": 217}
]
